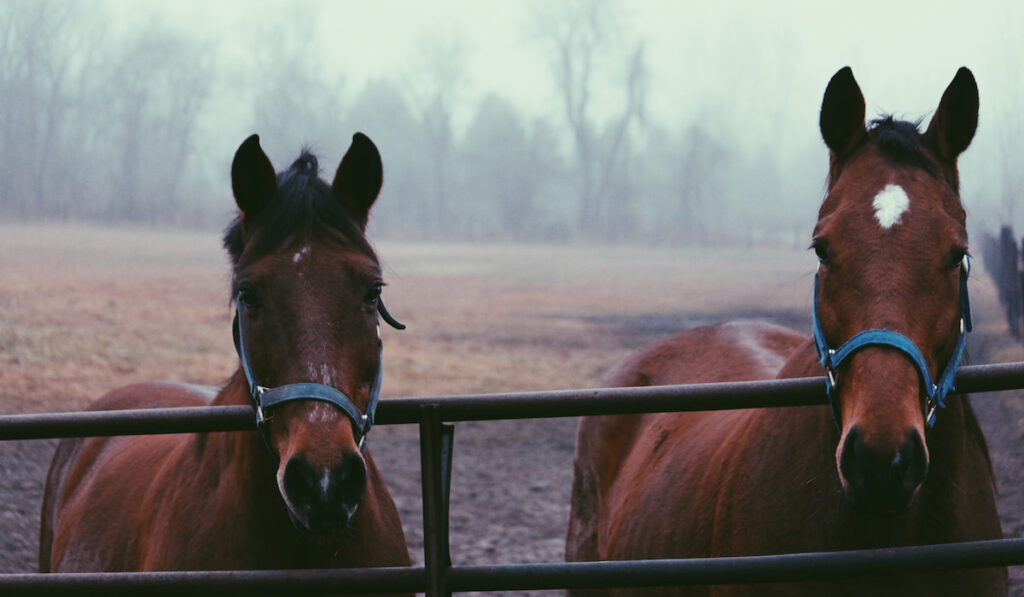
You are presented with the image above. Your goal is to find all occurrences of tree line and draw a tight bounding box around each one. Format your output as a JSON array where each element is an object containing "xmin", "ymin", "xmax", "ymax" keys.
[{"xmin": 0, "ymin": 1, "xmax": 928, "ymax": 247}]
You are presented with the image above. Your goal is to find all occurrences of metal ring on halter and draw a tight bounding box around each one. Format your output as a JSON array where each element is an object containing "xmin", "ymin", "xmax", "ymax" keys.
[{"xmin": 925, "ymin": 397, "xmax": 938, "ymax": 429}]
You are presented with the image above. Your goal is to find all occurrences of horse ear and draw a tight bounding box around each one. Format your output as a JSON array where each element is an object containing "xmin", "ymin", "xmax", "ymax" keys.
[
  {"xmin": 923, "ymin": 67, "xmax": 978, "ymax": 161},
  {"xmin": 231, "ymin": 134, "xmax": 277, "ymax": 219},
  {"xmin": 332, "ymin": 132, "xmax": 383, "ymax": 229},
  {"xmin": 819, "ymin": 66, "xmax": 866, "ymax": 158}
]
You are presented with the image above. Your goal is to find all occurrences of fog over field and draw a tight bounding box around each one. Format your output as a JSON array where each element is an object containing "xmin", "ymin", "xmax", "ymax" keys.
[{"xmin": 2, "ymin": 0, "xmax": 1022, "ymax": 245}]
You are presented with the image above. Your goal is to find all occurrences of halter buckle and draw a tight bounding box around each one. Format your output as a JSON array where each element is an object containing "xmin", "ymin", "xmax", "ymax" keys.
[
  {"xmin": 925, "ymin": 398, "xmax": 938, "ymax": 429},
  {"xmin": 255, "ymin": 404, "xmax": 266, "ymax": 427}
]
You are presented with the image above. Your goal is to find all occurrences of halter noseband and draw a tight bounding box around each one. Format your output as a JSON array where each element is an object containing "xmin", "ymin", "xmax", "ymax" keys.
[
  {"xmin": 811, "ymin": 255, "xmax": 972, "ymax": 431},
  {"xmin": 232, "ymin": 294, "xmax": 405, "ymax": 456}
]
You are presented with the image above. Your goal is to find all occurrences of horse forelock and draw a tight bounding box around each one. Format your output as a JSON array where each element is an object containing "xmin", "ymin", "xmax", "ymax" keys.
[
  {"xmin": 222, "ymin": 149, "xmax": 378, "ymax": 295},
  {"xmin": 827, "ymin": 115, "xmax": 965, "ymax": 196},
  {"xmin": 867, "ymin": 116, "xmax": 934, "ymax": 173},
  {"xmin": 287, "ymin": 149, "xmax": 320, "ymax": 178}
]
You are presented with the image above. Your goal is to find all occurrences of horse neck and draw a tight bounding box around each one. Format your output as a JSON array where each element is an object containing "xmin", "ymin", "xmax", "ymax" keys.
[
  {"xmin": 919, "ymin": 392, "xmax": 993, "ymax": 493},
  {"xmin": 212, "ymin": 370, "xmax": 257, "ymax": 408},
  {"xmin": 203, "ymin": 372, "xmax": 280, "ymax": 497}
]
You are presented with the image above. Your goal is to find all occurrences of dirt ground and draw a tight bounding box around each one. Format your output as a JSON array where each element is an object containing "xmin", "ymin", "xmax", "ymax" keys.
[{"xmin": 2, "ymin": 224, "xmax": 1023, "ymax": 595}]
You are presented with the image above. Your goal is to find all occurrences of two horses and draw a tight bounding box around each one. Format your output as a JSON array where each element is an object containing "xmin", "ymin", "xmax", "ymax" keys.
[
  {"xmin": 40, "ymin": 134, "xmax": 410, "ymax": 583},
  {"xmin": 39, "ymin": 67, "xmax": 1005, "ymax": 595},
  {"xmin": 566, "ymin": 68, "xmax": 1005, "ymax": 594}
]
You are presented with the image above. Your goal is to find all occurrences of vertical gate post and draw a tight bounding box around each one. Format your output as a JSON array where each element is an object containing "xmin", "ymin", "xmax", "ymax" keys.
[{"xmin": 419, "ymin": 404, "xmax": 454, "ymax": 597}]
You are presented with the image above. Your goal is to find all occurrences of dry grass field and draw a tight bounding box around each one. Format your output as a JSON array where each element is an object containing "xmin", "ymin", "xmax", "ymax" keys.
[{"xmin": 2, "ymin": 223, "xmax": 1023, "ymax": 594}]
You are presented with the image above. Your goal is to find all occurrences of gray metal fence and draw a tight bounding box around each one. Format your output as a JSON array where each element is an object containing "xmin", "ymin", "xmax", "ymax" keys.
[{"xmin": 2, "ymin": 361, "xmax": 1023, "ymax": 595}]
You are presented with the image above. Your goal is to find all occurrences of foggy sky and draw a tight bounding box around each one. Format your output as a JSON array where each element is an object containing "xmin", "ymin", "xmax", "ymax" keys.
[
  {"xmin": 4, "ymin": 0, "xmax": 1023, "ymax": 238},
  {"xmin": 117, "ymin": 0, "xmax": 1024, "ymax": 225}
]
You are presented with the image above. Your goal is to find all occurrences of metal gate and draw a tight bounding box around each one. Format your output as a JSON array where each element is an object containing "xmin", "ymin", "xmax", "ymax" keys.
[{"xmin": 2, "ymin": 361, "xmax": 1023, "ymax": 595}]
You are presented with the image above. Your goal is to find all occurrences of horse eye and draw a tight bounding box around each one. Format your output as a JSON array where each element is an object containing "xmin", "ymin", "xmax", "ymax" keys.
[
  {"xmin": 948, "ymin": 249, "xmax": 968, "ymax": 271},
  {"xmin": 812, "ymin": 241, "xmax": 830, "ymax": 265},
  {"xmin": 364, "ymin": 283, "xmax": 383, "ymax": 304},
  {"xmin": 238, "ymin": 288, "xmax": 261, "ymax": 310}
]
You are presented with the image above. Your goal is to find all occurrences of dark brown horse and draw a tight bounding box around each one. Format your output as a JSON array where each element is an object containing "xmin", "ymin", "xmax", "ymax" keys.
[
  {"xmin": 40, "ymin": 134, "xmax": 411, "ymax": 587},
  {"xmin": 566, "ymin": 68, "xmax": 1005, "ymax": 595}
]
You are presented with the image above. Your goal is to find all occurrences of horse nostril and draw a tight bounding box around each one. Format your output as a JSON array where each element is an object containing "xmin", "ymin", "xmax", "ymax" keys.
[
  {"xmin": 896, "ymin": 429, "xmax": 928, "ymax": 492},
  {"xmin": 839, "ymin": 425, "xmax": 865, "ymax": 488},
  {"xmin": 282, "ymin": 456, "xmax": 318, "ymax": 508},
  {"xmin": 333, "ymin": 452, "xmax": 368, "ymax": 509}
]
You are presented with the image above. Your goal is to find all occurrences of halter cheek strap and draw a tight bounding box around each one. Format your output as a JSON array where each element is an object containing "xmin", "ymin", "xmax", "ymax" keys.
[
  {"xmin": 812, "ymin": 256, "xmax": 972, "ymax": 431},
  {"xmin": 232, "ymin": 294, "xmax": 403, "ymax": 457}
]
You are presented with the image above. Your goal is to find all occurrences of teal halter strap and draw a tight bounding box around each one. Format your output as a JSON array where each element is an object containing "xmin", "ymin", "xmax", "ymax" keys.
[
  {"xmin": 232, "ymin": 294, "xmax": 404, "ymax": 456},
  {"xmin": 811, "ymin": 256, "xmax": 972, "ymax": 430}
]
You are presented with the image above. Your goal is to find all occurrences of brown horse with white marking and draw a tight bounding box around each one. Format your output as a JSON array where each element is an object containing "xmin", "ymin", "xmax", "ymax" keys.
[
  {"xmin": 40, "ymin": 134, "xmax": 411, "ymax": 589},
  {"xmin": 566, "ymin": 68, "xmax": 1005, "ymax": 595}
]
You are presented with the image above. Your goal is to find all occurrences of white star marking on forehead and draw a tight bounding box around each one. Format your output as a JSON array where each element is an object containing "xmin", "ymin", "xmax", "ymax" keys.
[
  {"xmin": 292, "ymin": 245, "xmax": 311, "ymax": 264},
  {"xmin": 872, "ymin": 184, "xmax": 910, "ymax": 229}
]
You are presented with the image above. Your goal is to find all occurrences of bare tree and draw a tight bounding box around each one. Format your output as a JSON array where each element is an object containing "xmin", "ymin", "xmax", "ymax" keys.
[
  {"xmin": 461, "ymin": 93, "xmax": 565, "ymax": 240},
  {"xmin": 407, "ymin": 34, "xmax": 467, "ymax": 236},
  {"xmin": 529, "ymin": 0, "xmax": 646, "ymax": 238},
  {"xmin": 0, "ymin": 2, "xmax": 216, "ymax": 224},
  {"xmin": 104, "ymin": 22, "xmax": 214, "ymax": 224},
  {"xmin": 241, "ymin": 0, "xmax": 353, "ymax": 183},
  {"xmin": 0, "ymin": 0, "xmax": 87, "ymax": 218},
  {"xmin": 995, "ymin": 53, "xmax": 1023, "ymax": 229},
  {"xmin": 344, "ymin": 78, "xmax": 427, "ymax": 238}
]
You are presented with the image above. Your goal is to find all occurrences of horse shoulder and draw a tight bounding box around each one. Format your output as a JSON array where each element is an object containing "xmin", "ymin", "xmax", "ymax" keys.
[
  {"xmin": 91, "ymin": 382, "xmax": 219, "ymax": 410},
  {"xmin": 573, "ymin": 321, "xmax": 802, "ymax": 565},
  {"xmin": 585, "ymin": 322, "xmax": 806, "ymax": 483},
  {"xmin": 42, "ymin": 382, "xmax": 218, "ymax": 571},
  {"xmin": 570, "ymin": 322, "xmax": 810, "ymax": 564},
  {"xmin": 607, "ymin": 321, "xmax": 806, "ymax": 387}
]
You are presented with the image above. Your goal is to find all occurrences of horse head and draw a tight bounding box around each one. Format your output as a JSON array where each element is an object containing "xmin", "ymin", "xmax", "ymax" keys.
[
  {"xmin": 224, "ymin": 133, "xmax": 394, "ymax": 533},
  {"xmin": 814, "ymin": 67, "xmax": 977, "ymax": 513}
]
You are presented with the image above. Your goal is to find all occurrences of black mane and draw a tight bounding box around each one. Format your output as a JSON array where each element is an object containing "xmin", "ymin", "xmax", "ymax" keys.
[
  {"xmin": 222, "ymin": 150, "xmax": 377, "ymax": 286},
  {"xmin": 867, "ymin": 115, "xmax": 935, "ymax": 173}
]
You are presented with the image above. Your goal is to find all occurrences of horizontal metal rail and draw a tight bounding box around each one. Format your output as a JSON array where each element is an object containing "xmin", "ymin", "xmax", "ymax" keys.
[
  {"xmin": 0, "ymin": 405, "xmax": 255, "ymax": 440},
  {"xmin": 4, "ymin": 537, "xmax": 1023, "ymax": 594},
  {"xmin": 449, "ymin": 537, "xmax": 1024, "ymax": 592},
  {"xmin": 2, "ymin": 361, "xmax": 1022, "ymax": 440},
  {"xmin": 0, "ymin": 566, "xmax": 424, "ymax": 596},
  {"xmin": 4, "ymin": 360, "xmax": 1022, "ymax": 595}
]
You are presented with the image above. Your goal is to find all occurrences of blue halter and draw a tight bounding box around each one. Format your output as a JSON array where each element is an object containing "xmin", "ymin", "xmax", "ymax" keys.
[
  {"xmin": 232, "ymin": 294, "xmax": 404, "ymax": 456},
  {"xmin": 811, "ymin": 256, "xmax": 972, "ymax": 431}
]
